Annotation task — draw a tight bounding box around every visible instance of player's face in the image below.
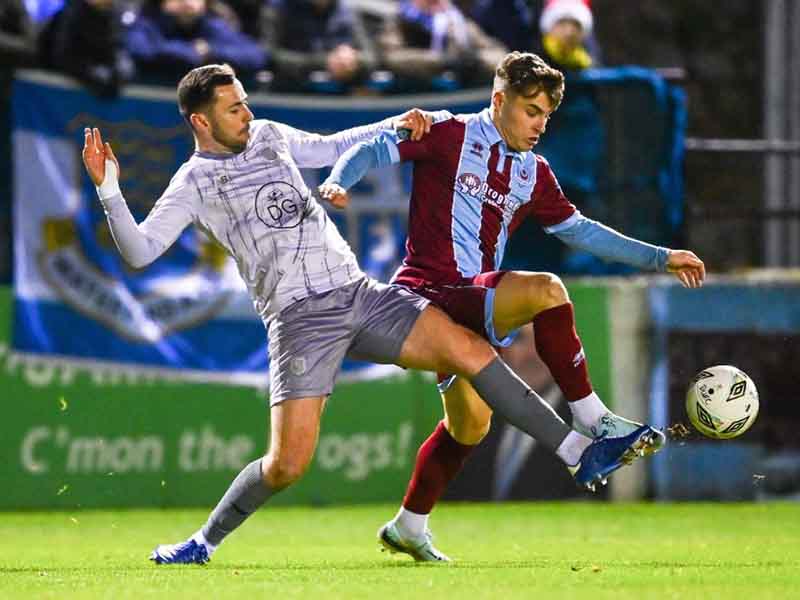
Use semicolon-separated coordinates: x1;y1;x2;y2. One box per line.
494;88;554;152
207;80;254;153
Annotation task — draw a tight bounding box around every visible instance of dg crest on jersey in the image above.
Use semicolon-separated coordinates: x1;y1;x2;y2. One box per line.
255;181;307;229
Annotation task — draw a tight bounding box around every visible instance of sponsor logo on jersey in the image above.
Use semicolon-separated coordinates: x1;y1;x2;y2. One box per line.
456;172;482;196
456;172;523;216
255;181;308;229
263;146;278;161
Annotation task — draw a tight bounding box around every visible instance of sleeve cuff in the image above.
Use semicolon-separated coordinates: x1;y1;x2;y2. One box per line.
656;247;670;272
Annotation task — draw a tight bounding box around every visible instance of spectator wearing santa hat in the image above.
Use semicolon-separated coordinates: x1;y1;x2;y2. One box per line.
536;0;601;71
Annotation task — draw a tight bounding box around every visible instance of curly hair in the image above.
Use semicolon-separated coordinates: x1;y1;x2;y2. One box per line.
493;52;565;109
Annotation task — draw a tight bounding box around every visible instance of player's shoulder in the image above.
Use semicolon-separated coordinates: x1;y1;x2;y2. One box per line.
248;119;279;141
530;153;564;194
533;153;557;177
170;159;196;183
158;160;198;198
427;111;471;138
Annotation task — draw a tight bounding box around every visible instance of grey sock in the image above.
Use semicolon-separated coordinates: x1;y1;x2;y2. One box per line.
470;357;571;452
201;458;273;546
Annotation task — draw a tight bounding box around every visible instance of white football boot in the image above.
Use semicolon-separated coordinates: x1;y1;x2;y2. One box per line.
378;521;451;562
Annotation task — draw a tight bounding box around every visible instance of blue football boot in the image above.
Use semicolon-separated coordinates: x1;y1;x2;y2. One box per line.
149;539;210;565
575;412;666;457
569;424;663;491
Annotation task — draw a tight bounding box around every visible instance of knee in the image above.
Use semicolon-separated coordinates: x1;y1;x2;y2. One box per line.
448;411;491;445
263;453;310;490
447;419;491;446
530;273;569;312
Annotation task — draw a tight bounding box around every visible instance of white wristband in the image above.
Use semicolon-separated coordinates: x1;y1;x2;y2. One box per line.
96;159;122;200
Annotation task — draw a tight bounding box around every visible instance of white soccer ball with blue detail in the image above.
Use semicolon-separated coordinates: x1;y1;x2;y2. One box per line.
685;365;759;439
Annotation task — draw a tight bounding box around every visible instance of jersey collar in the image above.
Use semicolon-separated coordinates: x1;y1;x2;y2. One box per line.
477;108;527;162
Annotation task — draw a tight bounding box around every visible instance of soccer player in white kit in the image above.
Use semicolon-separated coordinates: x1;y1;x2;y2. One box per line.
82;64;656;565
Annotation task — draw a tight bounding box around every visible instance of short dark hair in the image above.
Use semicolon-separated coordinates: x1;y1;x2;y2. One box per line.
177;64;237;125
494;52;565;109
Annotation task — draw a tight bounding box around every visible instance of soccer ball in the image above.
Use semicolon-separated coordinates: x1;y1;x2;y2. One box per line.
685;365;759;439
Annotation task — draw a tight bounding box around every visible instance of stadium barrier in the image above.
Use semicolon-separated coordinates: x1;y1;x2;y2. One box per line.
648;272;800;500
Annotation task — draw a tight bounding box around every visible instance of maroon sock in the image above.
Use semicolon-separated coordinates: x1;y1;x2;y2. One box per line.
402;421;476;514
533;303;593;402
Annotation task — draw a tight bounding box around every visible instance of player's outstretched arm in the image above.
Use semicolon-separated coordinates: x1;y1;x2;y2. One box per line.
319;109;447;205
319;133;399;206
282;109;438;169
82;127;176;269
551;215;705;287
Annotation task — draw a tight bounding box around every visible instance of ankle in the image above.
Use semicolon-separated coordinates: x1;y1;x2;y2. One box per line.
193;530;218;556
394;507;429;539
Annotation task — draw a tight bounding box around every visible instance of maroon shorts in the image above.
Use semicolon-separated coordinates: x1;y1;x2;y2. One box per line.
401;271;522;389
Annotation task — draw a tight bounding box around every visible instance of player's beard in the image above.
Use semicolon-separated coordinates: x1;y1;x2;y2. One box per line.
209;118;248;154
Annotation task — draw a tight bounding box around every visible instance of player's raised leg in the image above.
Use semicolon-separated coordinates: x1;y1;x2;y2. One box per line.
385;274;661;561
492;271;664;452
150;396;326;565
398;307;650;480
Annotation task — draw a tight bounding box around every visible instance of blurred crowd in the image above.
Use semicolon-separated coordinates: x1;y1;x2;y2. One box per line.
0;0;602;96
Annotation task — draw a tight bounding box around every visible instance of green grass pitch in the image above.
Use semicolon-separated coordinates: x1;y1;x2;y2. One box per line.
1;502;798;599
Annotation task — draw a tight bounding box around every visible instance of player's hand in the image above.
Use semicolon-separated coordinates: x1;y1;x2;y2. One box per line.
393;108;432;142
318;183;350;209
82;127;120;186
667;249;706;288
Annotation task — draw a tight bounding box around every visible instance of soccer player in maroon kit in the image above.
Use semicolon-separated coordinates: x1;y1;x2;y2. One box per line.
320;51;705;561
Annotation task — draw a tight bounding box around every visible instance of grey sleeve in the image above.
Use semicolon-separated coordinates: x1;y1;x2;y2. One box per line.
98;177;196;269
276;119;396;168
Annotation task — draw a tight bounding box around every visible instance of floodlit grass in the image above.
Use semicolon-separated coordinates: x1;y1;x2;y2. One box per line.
1;502;798;599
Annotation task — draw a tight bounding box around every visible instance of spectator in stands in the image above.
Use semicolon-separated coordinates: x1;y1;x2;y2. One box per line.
263;0;378;93
470;0;538;53
379;0;507;91
535;0;600;71
39;0;134;97
126;0;267;85
0;0;37;67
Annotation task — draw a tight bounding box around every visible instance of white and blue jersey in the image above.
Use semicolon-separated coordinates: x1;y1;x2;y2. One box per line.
327;108;669;288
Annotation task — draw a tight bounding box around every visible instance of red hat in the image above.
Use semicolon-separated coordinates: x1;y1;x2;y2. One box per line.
539;0;593;35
